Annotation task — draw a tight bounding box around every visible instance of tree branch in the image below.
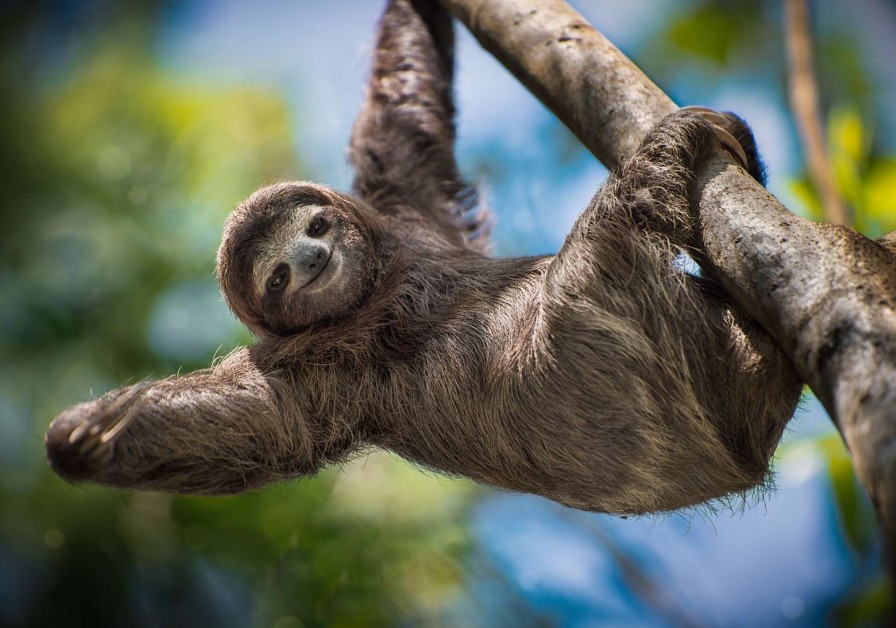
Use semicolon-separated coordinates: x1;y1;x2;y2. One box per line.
784;0;850;226
441;0;896;561
442;0;675;168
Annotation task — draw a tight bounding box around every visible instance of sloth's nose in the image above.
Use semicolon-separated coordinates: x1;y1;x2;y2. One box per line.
291;241;330;286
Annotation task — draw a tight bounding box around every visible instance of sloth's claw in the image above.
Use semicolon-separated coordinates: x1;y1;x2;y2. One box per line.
66;383;146;445
679;105;750;171
48;382;150;478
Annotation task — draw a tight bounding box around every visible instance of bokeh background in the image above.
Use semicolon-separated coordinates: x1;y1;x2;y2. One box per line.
1;0;894;626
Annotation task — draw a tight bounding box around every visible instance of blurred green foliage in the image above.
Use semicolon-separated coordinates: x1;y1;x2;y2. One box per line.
665;2;765;66
643;0;778;80
792;107;896;234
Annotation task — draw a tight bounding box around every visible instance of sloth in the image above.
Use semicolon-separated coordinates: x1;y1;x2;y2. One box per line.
45;0;802;514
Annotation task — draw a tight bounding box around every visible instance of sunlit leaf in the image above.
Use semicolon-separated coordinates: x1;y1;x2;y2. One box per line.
666;5;742;65
789;177;825;221
658;1;765;68
828;107;867;164
862;158;896;234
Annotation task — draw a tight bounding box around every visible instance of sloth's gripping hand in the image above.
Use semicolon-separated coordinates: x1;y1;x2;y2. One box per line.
45;349;328;495
575;106;767;252
679;106;766;185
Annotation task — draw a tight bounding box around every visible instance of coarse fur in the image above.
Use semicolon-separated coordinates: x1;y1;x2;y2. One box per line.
45;0;802;515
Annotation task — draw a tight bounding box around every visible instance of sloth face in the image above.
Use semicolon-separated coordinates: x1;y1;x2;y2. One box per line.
217;182;383;337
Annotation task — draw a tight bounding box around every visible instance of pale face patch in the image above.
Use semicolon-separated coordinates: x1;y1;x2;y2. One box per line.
251;205;332;297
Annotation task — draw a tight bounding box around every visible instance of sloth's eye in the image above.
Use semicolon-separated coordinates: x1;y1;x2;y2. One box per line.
267;264;290;292
307;215;329;238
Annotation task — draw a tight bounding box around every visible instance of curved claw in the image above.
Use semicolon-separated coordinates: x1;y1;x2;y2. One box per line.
47;382;151;480
68;383;149;446
679;105;750;171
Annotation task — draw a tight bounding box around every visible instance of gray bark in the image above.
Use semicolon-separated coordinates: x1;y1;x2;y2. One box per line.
441;0;896;558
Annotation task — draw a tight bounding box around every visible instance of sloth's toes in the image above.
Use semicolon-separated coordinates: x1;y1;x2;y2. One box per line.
679;106;750;171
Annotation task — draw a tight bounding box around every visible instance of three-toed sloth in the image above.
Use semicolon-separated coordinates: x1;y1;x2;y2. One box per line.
46;0;801;514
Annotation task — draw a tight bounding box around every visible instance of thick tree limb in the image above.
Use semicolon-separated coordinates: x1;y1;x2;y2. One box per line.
443;0;675;169
441;0;896;558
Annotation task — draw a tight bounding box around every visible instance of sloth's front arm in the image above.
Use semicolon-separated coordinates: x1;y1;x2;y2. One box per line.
44;348;332;495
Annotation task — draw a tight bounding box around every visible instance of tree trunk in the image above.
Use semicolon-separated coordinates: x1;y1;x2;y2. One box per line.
440;0;896;567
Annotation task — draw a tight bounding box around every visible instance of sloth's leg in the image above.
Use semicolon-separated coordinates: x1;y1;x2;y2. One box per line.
44;348;333;495
534;109;801;511
546;108;763;287
593;108;763;249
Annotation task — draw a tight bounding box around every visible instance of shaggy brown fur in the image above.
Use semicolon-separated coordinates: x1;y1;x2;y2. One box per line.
45;0;802;514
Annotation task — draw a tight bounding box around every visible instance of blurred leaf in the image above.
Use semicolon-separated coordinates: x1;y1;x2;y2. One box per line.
663;2;761;66
667;6;735;64
817;35;872;107
789;176;825;222
833;572;893;627
789;105;896;237
828;107;866;216
862;158;896;234
828;107;867;164
816;434;877;553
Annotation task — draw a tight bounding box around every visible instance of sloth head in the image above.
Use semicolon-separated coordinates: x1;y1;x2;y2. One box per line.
217;181;386;337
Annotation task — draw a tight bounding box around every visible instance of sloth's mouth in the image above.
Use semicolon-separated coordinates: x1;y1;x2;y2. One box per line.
300;249;332;289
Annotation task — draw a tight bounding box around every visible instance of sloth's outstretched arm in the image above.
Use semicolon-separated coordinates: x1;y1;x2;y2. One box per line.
349;0;489;250
44;348;342;495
